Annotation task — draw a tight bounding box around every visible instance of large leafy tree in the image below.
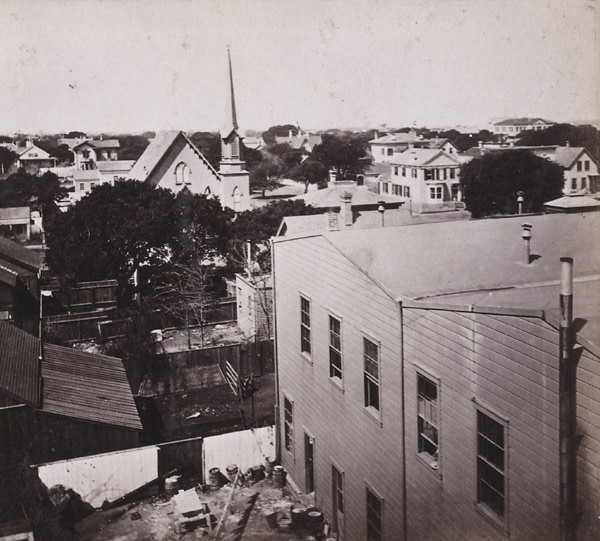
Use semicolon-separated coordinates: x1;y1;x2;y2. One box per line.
189;131;221;169
0;171;66;219
460;150;564;218
288;159;328;193
45;180;179;306
229;199;320;272
0;147;17;174
261;124;299;146
516;123;599;160
312;133;368;179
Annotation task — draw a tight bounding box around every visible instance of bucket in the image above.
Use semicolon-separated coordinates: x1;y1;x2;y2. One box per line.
290;507;306;529
251;466;265;481
226;464;238;484
306;509;324;530
208;467;225;490
264;456;276;477
272;465;286;488
164;475;180;494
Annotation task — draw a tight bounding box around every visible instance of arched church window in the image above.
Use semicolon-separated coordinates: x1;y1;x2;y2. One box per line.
232;186;242;212
175;162;191;185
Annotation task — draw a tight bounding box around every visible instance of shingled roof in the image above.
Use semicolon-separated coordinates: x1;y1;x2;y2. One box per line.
42;344;142;430
0;321;40;405
0;235;41;271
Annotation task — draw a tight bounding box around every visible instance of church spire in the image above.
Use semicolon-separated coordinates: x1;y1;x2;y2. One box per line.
226;48;238;132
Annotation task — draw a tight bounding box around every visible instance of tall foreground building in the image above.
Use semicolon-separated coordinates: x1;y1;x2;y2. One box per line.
273;212;600;540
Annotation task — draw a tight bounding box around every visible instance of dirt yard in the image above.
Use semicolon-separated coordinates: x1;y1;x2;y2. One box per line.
76;477;328;540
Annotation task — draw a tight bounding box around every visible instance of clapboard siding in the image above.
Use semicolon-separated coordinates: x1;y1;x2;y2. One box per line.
275;236;405;540
576;347;600;538
403;306;560;540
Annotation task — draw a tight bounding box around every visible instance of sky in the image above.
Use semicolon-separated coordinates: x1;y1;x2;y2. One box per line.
0;0;598;134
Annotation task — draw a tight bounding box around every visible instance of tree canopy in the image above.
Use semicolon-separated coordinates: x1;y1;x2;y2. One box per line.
460;150;564;218
45;181;232;307
189;131;221;169
261;124;299;146
288;159;328;192
0;147;17;173
311;133;369;179
516;123;600;160
0;171;66;219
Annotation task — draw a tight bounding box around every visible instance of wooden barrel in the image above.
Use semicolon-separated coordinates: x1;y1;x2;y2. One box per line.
164;475;180;494
272;465;286;488
291;507;306;529
208;467;224;490
226;464;238;484
264;456;276;477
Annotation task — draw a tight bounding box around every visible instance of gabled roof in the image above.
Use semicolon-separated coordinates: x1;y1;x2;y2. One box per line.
369;133;421;145
41;344;142;430
544;195;600;212
551;147;589;169
73;139;120;150
128;131;220;184
0;258;37;287
17;144;52;160
0;321;40;405
389;148;460;167
493;117;553;126
0;235;41;271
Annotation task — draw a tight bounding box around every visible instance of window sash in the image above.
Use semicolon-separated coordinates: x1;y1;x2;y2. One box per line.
329;316;342;379
300;297;311;354
476;411;505;517
284;398;293;451
366;489;382;541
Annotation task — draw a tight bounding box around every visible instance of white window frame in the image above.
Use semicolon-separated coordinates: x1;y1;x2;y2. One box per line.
363;336;381;415
283;395;294;454
417;372;440;472
300;295;311;358
475;404;509;531
329;314;342;382
366;486;384;541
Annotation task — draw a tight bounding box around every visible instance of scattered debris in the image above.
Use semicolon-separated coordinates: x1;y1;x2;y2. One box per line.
130;511;141;521
186;411;202;419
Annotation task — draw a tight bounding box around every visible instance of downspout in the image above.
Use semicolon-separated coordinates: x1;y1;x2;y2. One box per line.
559;257;576;541
271;238;281;463
398;299;408;540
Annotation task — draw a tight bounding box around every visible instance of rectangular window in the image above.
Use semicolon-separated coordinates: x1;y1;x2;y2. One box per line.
79;183;84;191
429;186;443;200
114;175;119;181
329;316;342;380
363;338;380;411
584;160;590;171
393;166;398;176
366;488;383;541
402;167;406;177
425;169;433;181
417;374;439;462
387;148;393;156
90;182;95;189
404;186;410;197
577;160;582;171
582;177;587;190
477;410;506;518
412;168;417;178
450;168;456;179
300;296;311;355
284;397;293;452
381;182;389;193
332;465;344;534
571;178;577;191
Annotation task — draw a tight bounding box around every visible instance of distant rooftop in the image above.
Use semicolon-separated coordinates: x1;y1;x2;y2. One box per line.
493;117;554;126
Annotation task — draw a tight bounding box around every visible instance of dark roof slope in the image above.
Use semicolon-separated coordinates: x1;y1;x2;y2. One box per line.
42;344;142;430
0;321;40;405
0;235;41;271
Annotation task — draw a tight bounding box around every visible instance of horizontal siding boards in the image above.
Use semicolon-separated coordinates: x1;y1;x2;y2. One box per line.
275;236;405;540
576;347;600;536
403;306;560;540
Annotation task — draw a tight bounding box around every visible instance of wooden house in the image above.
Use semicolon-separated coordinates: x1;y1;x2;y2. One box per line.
0;236;40;322
272;212;600;540
0;321;142;522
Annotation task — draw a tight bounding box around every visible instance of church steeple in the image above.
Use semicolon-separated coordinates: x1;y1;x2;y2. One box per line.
220;48;244;164
219;48;249;212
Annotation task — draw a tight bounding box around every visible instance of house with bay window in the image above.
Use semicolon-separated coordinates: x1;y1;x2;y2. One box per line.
273;212;600;541
379;148;463;212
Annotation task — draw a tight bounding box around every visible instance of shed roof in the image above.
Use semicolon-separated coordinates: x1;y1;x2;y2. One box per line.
0;321;40;405
325;212;600;300
0;235;41;271
41;344;142;430
97;160;135;173
293;182;402;208
0;206;30;221
320;212;600;350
